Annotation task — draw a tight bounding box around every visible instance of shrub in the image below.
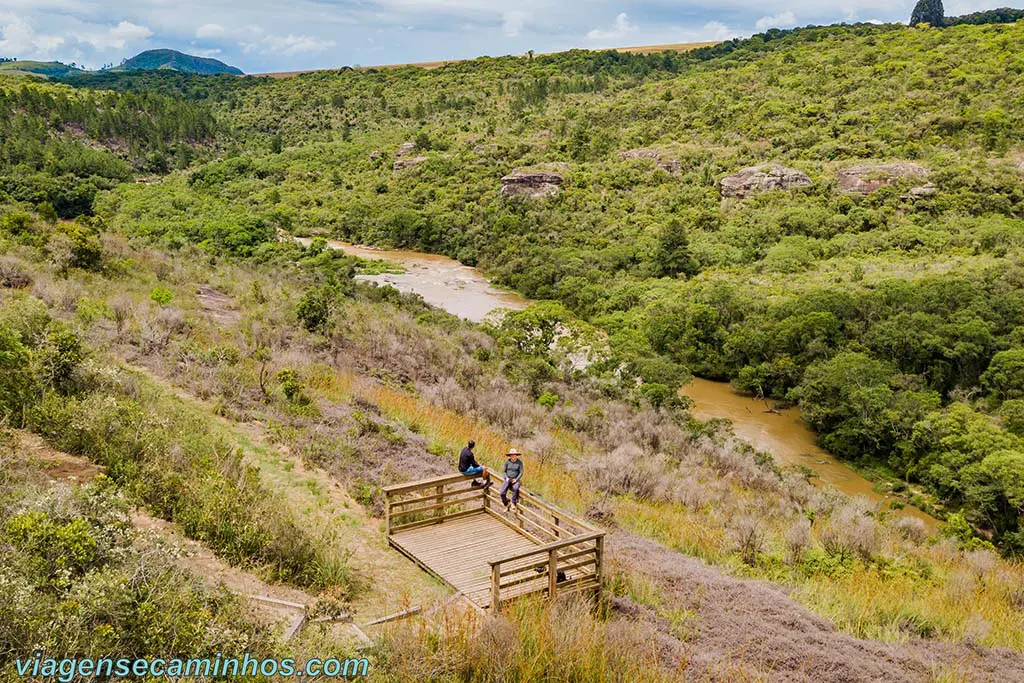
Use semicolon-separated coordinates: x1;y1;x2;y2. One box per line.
0;327;36;422
51;221;103;271
3;512;101;591
276;368;309;405
785;518;812;564
821;503;879;561
149;285;173;306
537;392;558;410
296;285;334;333
587;442;662;499
0;257;32;289
892;516;928;544
731;515;765;565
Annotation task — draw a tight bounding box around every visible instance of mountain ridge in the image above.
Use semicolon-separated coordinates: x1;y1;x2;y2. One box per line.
114;48;243;75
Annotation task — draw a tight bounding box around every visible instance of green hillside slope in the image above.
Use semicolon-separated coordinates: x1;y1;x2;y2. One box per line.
0;60;83;78
98;21;1024;554
115;48;243;75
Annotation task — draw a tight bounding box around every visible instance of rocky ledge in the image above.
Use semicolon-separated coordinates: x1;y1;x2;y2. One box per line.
836;162;929;195
719;164;812;198
500;169;564;198
393;156;427;171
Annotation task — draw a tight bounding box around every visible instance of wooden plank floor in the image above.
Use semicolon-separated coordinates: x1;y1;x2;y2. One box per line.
389;511;542;609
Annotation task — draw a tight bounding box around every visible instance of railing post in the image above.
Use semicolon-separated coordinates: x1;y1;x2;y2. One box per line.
595;535;604;601
434;484;444;524
385;492;391;536
491;564;501;612
548;548;558;600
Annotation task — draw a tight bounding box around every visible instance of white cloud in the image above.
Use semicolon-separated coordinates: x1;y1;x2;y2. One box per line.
501;11;530;37
189;46;222;57
702;21;738;41
0;15;65;56
585;12;637;42
80;20;152;50
110;20;152;42
243;32;336;56
755;10;797;31
196;23;225;38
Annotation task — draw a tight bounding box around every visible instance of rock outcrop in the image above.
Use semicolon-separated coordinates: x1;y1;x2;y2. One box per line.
395;141;417;157
836;162;929;195
501;169;564;198
393;156;427;171
903;182;938;200
719;164;812;198
620;148;681;173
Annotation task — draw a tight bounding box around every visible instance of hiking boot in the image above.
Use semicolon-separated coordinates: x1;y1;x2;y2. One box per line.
482;479;492;490
471;480;483;488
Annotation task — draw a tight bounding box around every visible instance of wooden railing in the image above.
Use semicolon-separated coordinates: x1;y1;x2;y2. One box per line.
488;531;603;611
384;472;486;535
383;471;604;610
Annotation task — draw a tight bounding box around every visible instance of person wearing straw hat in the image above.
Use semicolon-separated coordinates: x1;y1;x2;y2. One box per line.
500;447;524;512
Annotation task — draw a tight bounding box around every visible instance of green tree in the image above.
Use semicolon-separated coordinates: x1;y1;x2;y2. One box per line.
982;349;1024;401
653;219;698;279
296;286;334;333
1000;400;1024;436
798;352;894;460
910;0;944;26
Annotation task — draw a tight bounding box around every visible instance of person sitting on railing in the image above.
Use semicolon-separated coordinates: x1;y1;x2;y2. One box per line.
501;448;524;512
458;440;490;488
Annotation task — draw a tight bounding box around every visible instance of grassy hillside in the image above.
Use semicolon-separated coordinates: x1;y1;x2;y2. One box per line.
0;60;83;78
94;22;1024;553
2;19;1024;681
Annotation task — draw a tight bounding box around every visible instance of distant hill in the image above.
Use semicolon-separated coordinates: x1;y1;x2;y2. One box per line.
0;60;84;78
257;40;717;78
114;49;243;75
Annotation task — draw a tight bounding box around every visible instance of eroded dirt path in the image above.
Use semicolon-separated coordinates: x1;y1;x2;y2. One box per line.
610;532;1024;682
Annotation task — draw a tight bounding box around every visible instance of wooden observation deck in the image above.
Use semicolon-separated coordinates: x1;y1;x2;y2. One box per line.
384;473;604;611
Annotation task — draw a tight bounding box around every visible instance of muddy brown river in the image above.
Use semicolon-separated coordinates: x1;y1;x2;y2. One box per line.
682;378;938;526
311;238;936;526
308;238;530;323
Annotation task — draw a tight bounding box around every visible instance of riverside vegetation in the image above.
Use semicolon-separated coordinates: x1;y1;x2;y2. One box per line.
1;17;1024;683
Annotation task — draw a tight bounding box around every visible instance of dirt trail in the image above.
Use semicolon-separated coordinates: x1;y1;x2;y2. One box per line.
123;362;449;622
610;532;1024;682
15;431;317;629
20;430;102;482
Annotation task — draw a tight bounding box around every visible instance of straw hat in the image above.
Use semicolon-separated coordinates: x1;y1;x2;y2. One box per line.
506;447;521;457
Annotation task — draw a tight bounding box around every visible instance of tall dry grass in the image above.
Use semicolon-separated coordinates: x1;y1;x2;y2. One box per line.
374;596;677;682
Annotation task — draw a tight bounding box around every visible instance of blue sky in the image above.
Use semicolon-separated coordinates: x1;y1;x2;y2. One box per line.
0;0;999;73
